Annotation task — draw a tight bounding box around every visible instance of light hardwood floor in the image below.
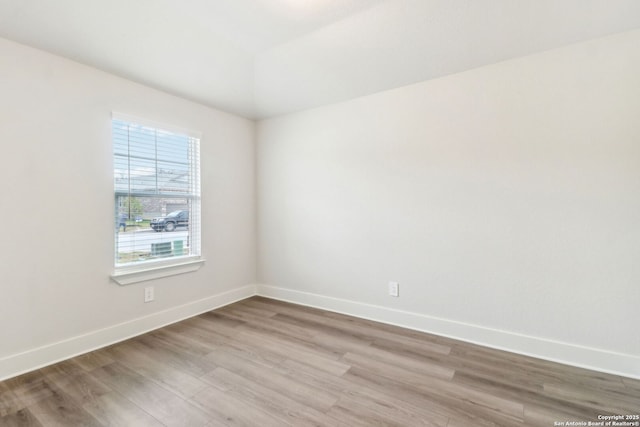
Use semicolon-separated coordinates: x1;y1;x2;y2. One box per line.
1;296;638;426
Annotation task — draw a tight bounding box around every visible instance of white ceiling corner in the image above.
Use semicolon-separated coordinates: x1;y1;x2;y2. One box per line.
0;0;639;119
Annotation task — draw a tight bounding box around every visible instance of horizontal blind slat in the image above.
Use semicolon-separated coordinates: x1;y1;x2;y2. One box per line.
113;117;201;267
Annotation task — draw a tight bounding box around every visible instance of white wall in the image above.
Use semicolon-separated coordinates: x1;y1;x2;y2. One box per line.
1;28;638;381
0;38;256;379
257;30;640;376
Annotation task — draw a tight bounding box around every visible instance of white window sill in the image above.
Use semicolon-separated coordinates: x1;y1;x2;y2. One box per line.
111;257;205;285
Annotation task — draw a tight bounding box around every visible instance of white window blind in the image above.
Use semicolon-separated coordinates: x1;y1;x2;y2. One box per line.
113;114;201;268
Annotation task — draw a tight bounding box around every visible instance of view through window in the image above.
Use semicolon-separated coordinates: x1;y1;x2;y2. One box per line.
113;115;201;267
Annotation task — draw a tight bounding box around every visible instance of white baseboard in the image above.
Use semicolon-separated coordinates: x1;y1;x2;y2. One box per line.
4;283;638;382
0;284;257;381
257;284;640;380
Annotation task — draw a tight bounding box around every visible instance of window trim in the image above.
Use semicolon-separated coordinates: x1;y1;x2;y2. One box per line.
111;112;203;285
111;112;203;140
111;256;205;285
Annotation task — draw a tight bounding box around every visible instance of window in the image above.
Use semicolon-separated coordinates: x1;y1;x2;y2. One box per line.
112;113;202;284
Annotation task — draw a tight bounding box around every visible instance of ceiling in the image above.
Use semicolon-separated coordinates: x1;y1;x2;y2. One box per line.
1;0;639;119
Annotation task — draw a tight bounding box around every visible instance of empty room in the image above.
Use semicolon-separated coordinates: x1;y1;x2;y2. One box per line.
0;1;639;426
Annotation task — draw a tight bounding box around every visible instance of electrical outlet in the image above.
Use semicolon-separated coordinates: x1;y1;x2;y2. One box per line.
388;281;399;297
144;286;154;303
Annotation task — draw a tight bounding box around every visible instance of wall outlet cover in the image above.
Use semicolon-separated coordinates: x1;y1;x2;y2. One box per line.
144;286;155;303
388;281;399;297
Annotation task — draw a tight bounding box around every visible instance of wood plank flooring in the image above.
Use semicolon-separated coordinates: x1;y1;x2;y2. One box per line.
1;296;638;426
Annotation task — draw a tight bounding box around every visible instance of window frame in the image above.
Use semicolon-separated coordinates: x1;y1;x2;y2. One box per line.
110;113;204;285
